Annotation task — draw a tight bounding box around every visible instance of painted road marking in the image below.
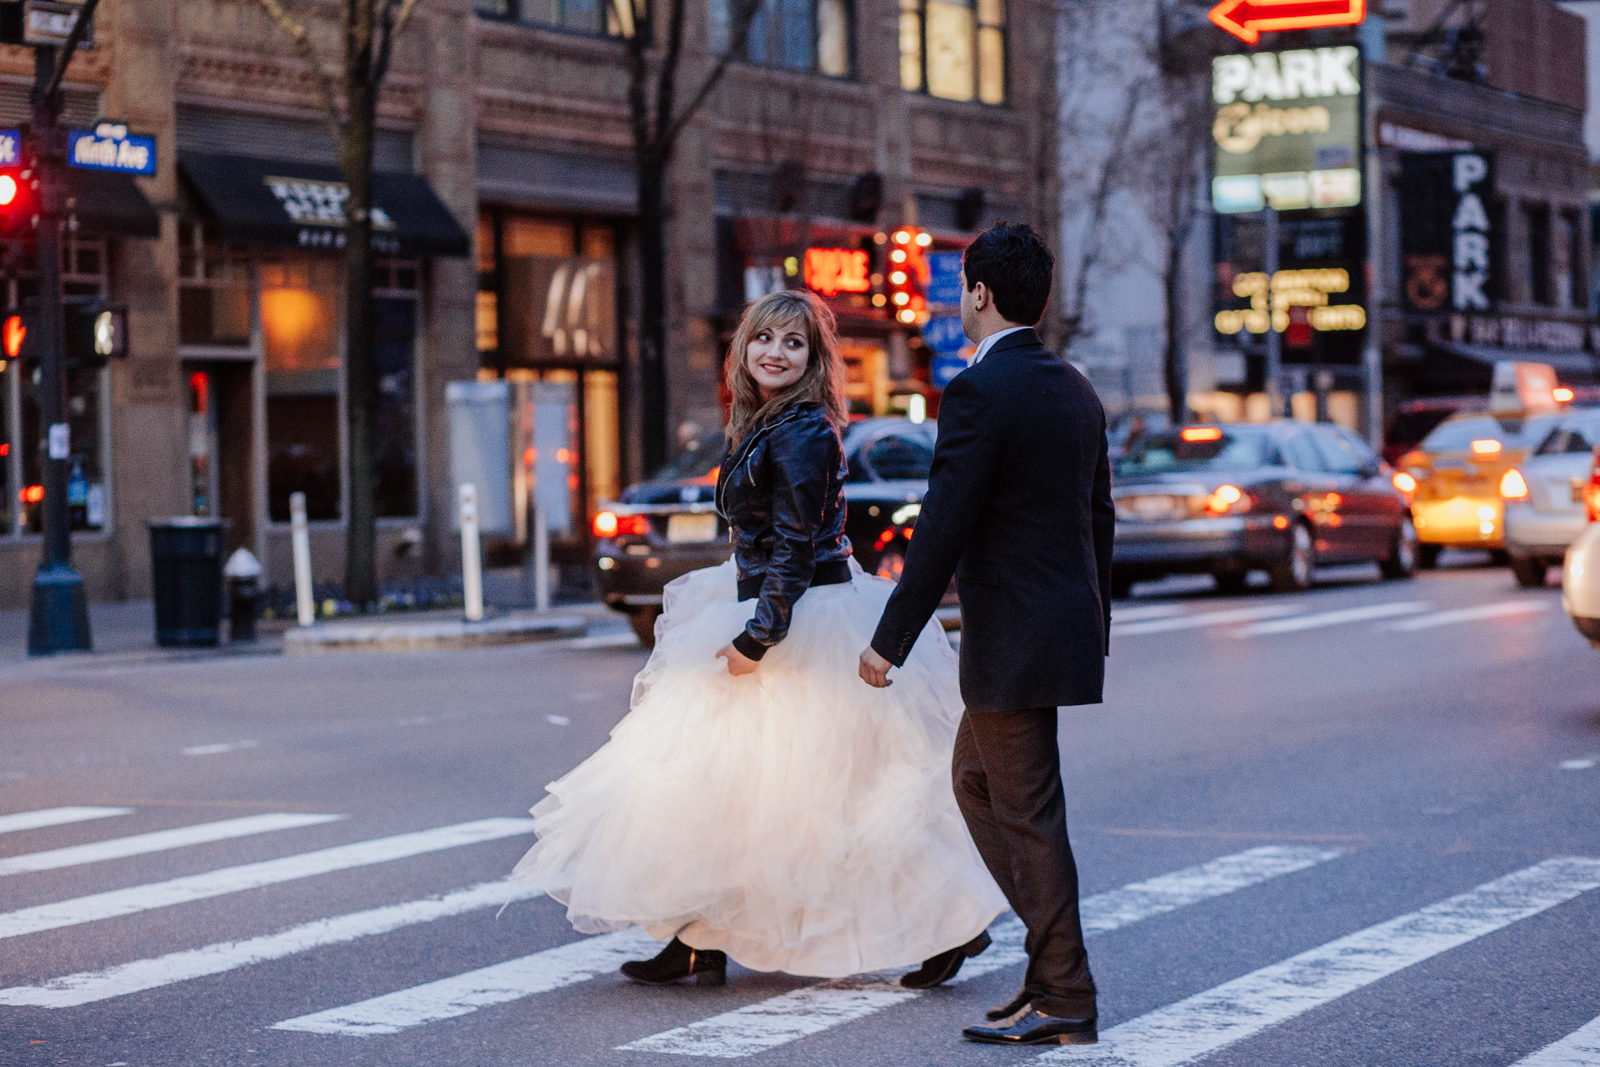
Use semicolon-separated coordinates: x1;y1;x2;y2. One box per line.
1509;1014;1600;1066
272;928;660;1035
1111;605;1301;636
182;741;260;757
618;846;1344;1058
0;880;546;1008
0;813;344;878
0;817;536;939
1037;857;1600;1066
1381;599;1551;632
0;807;133;836
1560;759;1595;771
1109;605;1190;623
1232;601;1431;636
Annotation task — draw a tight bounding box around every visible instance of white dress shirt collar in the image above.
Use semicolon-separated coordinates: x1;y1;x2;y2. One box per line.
970;325;1030;365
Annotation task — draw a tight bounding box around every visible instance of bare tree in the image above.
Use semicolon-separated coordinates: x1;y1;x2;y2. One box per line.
259;0;423;607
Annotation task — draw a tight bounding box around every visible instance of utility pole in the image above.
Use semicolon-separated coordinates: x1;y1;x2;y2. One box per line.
26;0;98;655
1262;205;1284;419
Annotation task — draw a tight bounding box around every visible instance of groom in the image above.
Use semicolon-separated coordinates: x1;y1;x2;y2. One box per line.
859;223;1114;1047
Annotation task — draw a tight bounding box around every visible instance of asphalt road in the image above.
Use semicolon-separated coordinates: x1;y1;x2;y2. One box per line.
2;559;1599;1067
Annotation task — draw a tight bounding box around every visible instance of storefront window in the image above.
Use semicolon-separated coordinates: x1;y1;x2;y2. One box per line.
263;256;342;521
899;0;1004;104
178;226;252;347
584;370;620;513
710;0;851;76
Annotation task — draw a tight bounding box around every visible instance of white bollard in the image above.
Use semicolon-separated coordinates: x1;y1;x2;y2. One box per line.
289;491;315;627
459;484;484;622
533;503;550;613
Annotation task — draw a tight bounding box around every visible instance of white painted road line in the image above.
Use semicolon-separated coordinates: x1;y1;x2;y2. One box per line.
1111;604;1301;636
1232;601;1431;636
0;880;546;1008
1037;856;1600;1066
0;807;133;836
618;846;1343;1058
0;817;536;940
1509;1014;1600;1066
1381;599;1551;632
1109;605;1189;623
182;741;260;757
272;928;660;1035
0;813;345;878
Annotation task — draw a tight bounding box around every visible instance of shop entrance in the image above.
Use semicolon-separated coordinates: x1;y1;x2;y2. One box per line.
184;360;255;553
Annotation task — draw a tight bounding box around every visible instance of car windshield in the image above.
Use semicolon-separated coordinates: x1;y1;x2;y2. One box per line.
650;436;725;482
1420;415;1557;452
1116;429;1271;475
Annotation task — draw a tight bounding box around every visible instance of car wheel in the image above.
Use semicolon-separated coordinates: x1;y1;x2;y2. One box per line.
1213;570;1250;595
875;547;906;583
1488;549;1511;567
1269;523;1315;593
1380;517;1418;580
628;607;661;648
1509;554;1546;589
1416;543;1441;570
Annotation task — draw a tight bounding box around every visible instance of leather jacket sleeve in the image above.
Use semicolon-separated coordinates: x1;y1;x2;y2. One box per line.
731;417;842;660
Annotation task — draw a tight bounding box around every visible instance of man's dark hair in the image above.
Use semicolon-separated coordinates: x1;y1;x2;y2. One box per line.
962;222;1054;327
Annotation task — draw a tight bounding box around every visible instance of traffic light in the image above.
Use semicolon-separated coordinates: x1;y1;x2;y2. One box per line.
1;301;128;367
887;226;931;325
0;163;27;236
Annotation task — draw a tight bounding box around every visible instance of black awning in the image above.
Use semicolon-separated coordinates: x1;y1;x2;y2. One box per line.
178;152;470;257
65;168;160;239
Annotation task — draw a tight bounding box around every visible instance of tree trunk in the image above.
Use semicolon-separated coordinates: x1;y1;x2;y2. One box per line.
1162;235;1187;426
636;148;670;474
343;79;378;607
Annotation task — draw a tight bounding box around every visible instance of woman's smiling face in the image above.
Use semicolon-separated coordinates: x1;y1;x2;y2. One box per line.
745;319;810;400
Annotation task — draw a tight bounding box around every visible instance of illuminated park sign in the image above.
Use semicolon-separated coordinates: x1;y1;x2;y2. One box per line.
1211;46;1362;214
1209;0;1366;45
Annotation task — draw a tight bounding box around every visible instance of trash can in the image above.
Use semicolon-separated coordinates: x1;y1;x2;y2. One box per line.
149;518;231;647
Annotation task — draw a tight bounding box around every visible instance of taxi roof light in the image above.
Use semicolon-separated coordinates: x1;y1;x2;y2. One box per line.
1181;427;1224;442
1554;386;1576;403
1469;438;1502;456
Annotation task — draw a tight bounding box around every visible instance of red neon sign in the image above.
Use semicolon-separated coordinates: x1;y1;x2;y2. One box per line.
1208;0;1365;44
803;248;871;297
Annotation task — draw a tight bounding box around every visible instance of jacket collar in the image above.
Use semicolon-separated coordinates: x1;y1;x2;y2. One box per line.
980;326;1040;361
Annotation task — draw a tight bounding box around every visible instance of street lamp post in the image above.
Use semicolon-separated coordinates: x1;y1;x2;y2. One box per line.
1262;205;1284;420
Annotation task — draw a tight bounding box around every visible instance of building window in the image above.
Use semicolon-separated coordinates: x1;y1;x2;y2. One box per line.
710;0;852;77
1557;209;1582;311
899;0;1004;104
263;256;343;523
178;226;252;347
1525;203;1551;306
475;0;643;37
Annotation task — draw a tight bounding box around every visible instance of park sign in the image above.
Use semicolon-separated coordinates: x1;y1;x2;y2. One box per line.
68;122;155;176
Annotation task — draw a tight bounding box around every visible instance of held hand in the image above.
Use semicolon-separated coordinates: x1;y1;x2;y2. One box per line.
858;645;894;688
716;643;761;676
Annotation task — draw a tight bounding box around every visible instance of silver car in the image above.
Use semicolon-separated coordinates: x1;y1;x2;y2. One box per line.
1502;408;1600;587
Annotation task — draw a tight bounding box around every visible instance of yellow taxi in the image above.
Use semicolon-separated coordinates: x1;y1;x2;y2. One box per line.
1395;410;1564;567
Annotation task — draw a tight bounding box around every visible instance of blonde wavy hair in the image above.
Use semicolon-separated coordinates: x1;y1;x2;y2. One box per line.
724;289;849;449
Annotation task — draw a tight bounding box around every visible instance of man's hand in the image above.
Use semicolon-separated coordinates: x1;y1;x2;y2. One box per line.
858;645;894;688
716;643;761;676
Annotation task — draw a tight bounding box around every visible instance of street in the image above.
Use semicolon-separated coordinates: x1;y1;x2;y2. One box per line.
3;561;1599;1067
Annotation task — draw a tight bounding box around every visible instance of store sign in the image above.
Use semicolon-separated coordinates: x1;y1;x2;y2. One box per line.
1399;151;1494;314
1209;0;1365;45
1215;267;1366;335
263;175;399;252
68;123;155;176
1210;46;1362;213
1214;212;1366;364
500;255;617;367
802;248;870;297
925;252;965;307
1448;314;1588;353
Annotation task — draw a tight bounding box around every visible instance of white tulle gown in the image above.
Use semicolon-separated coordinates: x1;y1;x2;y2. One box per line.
511;557;1006;978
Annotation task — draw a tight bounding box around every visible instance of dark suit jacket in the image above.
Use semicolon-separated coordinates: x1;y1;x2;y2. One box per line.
870;328;1114;712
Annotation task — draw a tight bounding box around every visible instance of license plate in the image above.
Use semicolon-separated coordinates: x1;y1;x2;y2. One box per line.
667;513;719;544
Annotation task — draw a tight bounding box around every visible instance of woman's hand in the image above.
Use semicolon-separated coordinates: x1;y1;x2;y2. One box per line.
716;643;761;676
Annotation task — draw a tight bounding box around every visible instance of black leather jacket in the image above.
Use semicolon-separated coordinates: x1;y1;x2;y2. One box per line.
715;402;851;660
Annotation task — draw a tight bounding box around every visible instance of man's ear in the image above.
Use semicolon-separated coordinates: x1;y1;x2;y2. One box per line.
972;281;989;312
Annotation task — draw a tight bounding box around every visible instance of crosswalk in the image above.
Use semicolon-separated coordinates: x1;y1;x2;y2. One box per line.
1112;593;1554;641
4;804;1599;1065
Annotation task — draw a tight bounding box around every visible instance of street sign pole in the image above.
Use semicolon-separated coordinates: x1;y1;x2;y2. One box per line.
1263;206;1284;419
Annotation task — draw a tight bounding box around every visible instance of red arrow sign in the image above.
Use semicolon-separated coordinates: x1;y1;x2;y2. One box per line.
1209;0;1365;43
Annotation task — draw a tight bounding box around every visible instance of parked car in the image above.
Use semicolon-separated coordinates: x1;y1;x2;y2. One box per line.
1396;411;1563;568
1561;448;1600;645
1112;421;1415;596
1382;396;1488;465
594;417;941;644
1500;408;1600;587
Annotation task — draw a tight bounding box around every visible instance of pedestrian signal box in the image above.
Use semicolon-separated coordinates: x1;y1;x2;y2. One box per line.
2;300;128;366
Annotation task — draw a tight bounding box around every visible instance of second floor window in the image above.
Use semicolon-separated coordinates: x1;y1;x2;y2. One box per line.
710;0;851;77
476;0;642;38
900;0;1004;104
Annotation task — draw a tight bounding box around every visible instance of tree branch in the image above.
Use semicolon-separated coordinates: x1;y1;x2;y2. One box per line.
374;0;423;84
258;0;346;155
660;0;762;150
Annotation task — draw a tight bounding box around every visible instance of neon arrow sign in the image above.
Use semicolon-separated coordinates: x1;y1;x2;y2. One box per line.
1208;0;1365;44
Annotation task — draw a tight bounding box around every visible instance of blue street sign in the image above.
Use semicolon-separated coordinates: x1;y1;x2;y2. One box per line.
0;129;19;166
68;123;156;176
923;314;968;354
932;354;971;387
925;251;964;307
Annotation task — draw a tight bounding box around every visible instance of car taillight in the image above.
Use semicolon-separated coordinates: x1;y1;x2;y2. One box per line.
592;511;652;538
1204;484;1251;515
1588;447;1600;522
1499;468;1529;501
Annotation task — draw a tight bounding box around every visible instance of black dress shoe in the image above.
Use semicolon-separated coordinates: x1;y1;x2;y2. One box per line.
962;1009;1097;1046
619;937;727;987
899;931;992;989
985;988;1032;1024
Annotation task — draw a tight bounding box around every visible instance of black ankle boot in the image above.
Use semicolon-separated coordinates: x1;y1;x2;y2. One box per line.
620;937;728;986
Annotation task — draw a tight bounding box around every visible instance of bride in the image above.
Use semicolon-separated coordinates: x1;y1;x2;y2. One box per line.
511;289;1004;986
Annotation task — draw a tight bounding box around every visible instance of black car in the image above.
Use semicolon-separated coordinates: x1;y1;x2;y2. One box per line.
1112;420;1416;596
595;418;941;643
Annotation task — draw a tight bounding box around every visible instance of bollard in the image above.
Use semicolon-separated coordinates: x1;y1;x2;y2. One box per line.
289;492;315;627
460;484;484;622
533;503;550;613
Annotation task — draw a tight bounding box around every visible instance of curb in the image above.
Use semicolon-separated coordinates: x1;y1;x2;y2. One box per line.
283;612;588;654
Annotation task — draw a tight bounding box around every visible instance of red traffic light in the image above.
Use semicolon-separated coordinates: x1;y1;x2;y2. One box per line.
0;174;15;206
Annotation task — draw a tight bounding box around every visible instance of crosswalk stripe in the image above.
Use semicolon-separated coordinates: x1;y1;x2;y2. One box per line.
0;813;345;878
1381;599;1551;632
0;880;546;1008
0;807;133;836
1036;856;1600;1066
0;817;535;940
1111;605;1300;637
617;846;1344;1058
1510;1015;1600;1066
272;928;661;1035
1109;605;1189;623
1232;601;1430;636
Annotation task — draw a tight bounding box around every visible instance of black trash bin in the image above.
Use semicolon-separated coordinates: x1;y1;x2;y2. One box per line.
149;518;231;647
